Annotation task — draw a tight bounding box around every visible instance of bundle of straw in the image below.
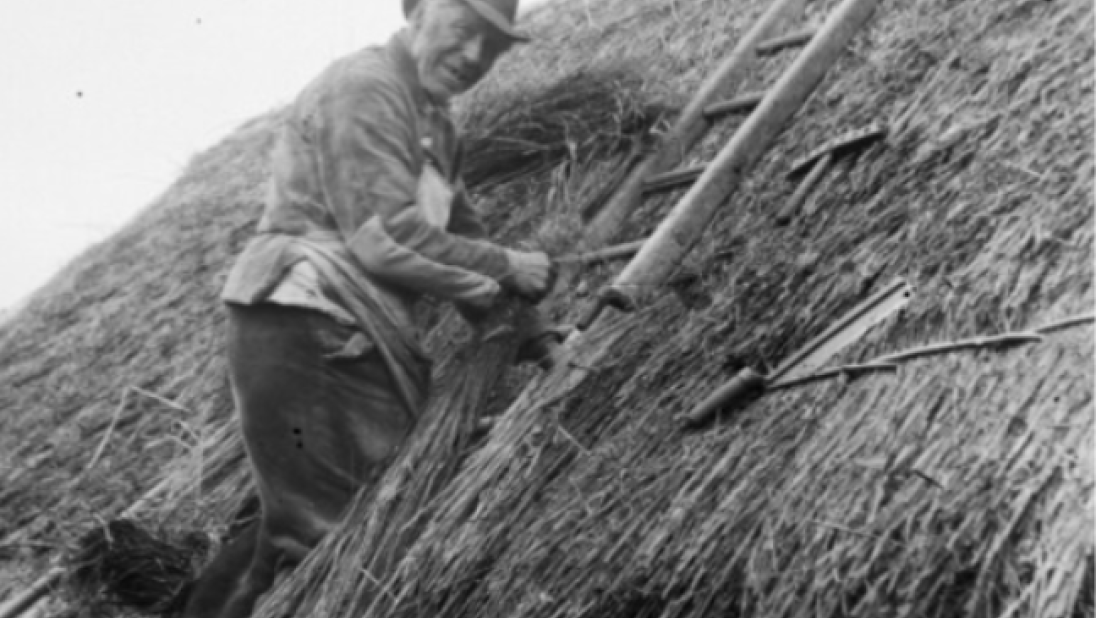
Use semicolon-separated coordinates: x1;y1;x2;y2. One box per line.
461;70;668;191
252;298;539;617
67;519;212;615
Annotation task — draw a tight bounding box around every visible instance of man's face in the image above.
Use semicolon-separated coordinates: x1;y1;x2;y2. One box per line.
409;0;514;101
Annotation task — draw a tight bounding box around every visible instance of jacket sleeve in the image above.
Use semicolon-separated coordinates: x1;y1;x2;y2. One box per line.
315;70;512;301
446;180;492;240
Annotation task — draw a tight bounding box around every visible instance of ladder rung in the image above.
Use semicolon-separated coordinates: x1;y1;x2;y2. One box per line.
757;28;816;55
703;91;765;120
643;165;705;194
584;0;803;248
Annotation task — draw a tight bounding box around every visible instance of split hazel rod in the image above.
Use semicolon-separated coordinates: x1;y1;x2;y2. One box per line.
1035;313;1095;334
873;333;1044;364
757;27;818;55
687;314;1094;426
556;239;646;266
769;362;899;391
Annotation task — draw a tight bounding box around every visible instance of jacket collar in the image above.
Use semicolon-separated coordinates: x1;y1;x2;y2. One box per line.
387;30;449;112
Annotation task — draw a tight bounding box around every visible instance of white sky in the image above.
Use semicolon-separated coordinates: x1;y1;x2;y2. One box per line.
0;0;551;312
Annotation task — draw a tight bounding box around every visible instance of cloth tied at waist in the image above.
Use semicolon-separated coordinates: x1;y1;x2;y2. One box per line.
223;230;432;420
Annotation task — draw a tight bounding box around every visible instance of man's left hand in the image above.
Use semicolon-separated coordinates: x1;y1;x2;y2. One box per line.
502;250;557;304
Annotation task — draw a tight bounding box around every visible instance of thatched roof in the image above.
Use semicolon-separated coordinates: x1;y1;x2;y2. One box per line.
0;0;1091;615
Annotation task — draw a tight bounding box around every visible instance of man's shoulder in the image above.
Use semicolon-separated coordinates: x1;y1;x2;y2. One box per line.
308;44;408;102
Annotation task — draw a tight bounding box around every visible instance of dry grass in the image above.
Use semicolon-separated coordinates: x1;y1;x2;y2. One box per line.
461;69;670;192
0;115;280;601
67;519;211;615
0;63;660;611
249;0;1093;616
0;0;1091;615
245;299;541;617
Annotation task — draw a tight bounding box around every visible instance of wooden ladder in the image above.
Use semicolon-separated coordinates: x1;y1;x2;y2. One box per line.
576;0;880;332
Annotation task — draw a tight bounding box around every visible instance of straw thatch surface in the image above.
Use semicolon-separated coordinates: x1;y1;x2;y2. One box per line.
0;61;661;611
0;0;1091;615
67;519;211;615
249;0;1093;615
0;115;279;604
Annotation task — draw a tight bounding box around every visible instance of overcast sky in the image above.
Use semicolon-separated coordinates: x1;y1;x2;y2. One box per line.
0;0;549;312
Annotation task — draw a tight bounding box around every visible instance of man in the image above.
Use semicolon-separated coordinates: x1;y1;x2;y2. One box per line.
183;1;552;616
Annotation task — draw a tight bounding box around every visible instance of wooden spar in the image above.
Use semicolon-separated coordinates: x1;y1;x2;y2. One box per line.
582;0;805;250
606;0;880;308
557;239;647;266
703;91;766;120
757;27;817;54
643;165;706;194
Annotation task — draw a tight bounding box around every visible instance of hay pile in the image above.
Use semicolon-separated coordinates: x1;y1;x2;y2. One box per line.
0;0;1091;615
67;520;210;615
244;0;1089;616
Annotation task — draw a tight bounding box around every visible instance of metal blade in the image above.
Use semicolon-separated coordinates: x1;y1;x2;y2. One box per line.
771;278;913;385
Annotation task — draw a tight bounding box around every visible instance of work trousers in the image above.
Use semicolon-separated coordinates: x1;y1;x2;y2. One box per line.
185;303;417;618
226;302;415;557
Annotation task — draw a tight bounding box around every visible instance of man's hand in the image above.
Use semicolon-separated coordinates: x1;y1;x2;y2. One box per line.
462;278;502;314
502;250;557;304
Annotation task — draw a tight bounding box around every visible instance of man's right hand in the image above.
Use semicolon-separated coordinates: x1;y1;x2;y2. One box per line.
502;250;557;303
463;278;502;313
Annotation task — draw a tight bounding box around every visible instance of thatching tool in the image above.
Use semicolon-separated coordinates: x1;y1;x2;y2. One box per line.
682;278;912;428
775;123;887;225
693;311;1096;417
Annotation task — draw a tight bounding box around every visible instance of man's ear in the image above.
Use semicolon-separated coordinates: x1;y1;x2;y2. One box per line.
407;0;430;29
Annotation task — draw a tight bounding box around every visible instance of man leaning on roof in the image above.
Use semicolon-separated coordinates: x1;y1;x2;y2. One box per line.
183;1;553;616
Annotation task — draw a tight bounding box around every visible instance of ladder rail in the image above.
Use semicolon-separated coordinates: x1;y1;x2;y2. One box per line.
604;0;880;312
582;0;805;249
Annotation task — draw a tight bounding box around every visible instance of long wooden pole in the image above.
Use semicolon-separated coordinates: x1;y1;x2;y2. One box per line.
605;0;880;308
582;0;805;249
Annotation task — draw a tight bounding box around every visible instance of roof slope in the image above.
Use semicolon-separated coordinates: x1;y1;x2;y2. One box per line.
0;113;284;602
250;0;1094;615
0;0;1092;615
